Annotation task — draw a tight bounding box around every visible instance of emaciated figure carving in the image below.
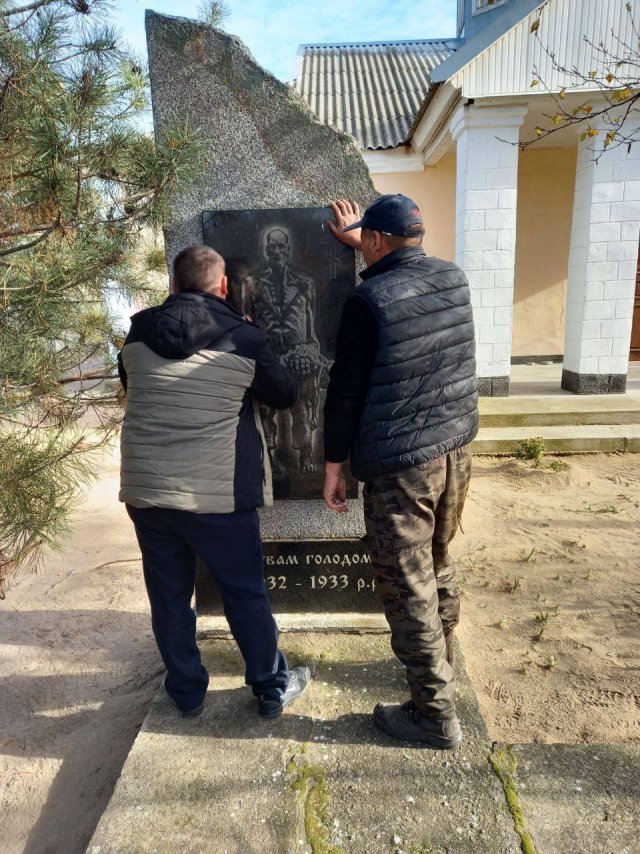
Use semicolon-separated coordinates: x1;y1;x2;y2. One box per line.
240;228;327;477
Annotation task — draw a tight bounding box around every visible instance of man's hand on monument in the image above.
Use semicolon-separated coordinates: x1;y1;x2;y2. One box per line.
328;200;362;251
323;461;348;513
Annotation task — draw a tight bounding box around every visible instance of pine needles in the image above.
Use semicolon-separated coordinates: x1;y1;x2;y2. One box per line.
0;0;201;590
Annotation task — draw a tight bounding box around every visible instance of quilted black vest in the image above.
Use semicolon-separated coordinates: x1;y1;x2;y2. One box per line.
350;246;479;481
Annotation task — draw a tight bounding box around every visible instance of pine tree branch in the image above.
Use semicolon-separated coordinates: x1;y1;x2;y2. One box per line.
58;370;117;385
0;220;59;257
0;168;46;181
0;1;201;589
0;221;58;239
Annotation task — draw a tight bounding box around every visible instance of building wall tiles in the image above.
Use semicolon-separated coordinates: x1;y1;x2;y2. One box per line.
451;104;527;383
563;119;640;380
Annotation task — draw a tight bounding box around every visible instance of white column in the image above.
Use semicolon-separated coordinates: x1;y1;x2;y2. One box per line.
562;119;640;393
451;104;527;397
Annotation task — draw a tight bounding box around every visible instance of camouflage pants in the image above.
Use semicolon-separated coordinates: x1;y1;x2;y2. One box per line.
363;446;472;721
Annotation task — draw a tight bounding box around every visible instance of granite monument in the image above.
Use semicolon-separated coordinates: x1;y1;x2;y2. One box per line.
146;11;377;613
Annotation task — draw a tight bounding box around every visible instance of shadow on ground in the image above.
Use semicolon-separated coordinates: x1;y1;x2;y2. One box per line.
0;609;161;854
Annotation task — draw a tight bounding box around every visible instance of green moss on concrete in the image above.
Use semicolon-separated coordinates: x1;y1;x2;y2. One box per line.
287;753;344;854
489;747;536;854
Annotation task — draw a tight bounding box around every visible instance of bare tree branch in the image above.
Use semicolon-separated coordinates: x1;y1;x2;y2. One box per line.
1;0;58;17
0;217;60;256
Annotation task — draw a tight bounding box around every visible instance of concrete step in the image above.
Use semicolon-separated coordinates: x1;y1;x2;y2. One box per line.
473;424;640;454
89;633;521;854
508;743;639;854
88;632;639;854
479;395;640;428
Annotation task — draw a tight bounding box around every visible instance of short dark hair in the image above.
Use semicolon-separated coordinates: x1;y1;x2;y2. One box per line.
173;245;225;292
363;223;424;251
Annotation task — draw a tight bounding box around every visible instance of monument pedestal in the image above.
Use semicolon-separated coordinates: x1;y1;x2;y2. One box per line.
196;498;377;620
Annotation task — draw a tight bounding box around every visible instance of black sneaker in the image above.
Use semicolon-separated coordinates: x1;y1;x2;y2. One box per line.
258;665;311;718
374;701;462;749
162;675;204;719
180;702;204;719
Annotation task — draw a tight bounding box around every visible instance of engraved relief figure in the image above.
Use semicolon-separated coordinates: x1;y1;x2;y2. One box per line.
247;228;327;477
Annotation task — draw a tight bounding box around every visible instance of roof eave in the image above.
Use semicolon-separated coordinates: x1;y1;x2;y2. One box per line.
408;81;463;162
297;37;464;55
364;143;412;152
407;82;442;142
431;0;547;85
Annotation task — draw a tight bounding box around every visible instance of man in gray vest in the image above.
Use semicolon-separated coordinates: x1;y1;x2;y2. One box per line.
323;196;479;749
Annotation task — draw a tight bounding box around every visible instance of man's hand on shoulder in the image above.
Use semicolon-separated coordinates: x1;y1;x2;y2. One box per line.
328;200;362;252
323;461;348;513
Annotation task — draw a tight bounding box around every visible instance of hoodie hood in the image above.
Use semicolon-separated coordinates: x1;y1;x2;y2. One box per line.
127;290;245;360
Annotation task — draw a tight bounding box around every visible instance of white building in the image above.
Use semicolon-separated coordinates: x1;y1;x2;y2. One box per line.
296;0;640;395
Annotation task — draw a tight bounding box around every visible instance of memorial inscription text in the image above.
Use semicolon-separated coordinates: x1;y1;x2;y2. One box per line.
196;539;379;614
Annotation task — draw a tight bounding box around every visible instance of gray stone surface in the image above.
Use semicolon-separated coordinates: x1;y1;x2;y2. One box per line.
478;377;511;398
473;423;640;454
561;370;627;395
146;11;377;268
511;743;640;854
259;498;365;540
89;634;520;854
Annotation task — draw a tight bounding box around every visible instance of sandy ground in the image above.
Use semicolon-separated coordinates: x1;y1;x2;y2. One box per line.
0;449;162;854
458;454;640;745
1;449;639;852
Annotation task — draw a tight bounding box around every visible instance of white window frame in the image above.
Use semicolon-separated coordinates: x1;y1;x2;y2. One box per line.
473;0;508;15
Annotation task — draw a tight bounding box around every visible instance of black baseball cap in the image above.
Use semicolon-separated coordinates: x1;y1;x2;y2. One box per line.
344;194;425;237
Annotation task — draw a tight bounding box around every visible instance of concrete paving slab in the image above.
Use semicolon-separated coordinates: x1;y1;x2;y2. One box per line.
510;743;640;854
89;634;520;854
197;614;389;637
508;363;640;397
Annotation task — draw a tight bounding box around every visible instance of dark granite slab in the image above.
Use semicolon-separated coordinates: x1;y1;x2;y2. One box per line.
196;538;380;614
203;206;357;500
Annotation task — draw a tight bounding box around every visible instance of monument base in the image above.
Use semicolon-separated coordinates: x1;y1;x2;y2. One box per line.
196;612;388;638
195;498;371;617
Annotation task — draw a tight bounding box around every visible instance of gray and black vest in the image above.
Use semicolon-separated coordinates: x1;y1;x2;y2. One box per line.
350;247;479;481
118;290;297;514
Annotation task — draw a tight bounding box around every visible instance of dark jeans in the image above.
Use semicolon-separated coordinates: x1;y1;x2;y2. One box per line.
126;505;289;714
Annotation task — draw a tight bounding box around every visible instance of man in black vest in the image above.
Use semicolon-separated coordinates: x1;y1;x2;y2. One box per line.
323;196;479;749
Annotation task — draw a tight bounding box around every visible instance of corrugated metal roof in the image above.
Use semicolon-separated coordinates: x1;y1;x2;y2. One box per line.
295;39;460;150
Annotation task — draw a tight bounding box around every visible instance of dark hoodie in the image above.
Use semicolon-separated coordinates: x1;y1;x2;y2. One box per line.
118;290;298;514
118;289;297;407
